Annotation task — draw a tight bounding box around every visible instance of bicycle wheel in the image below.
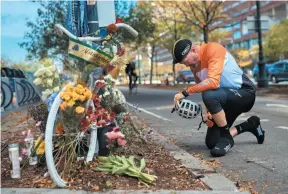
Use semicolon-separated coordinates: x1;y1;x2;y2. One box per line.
45;93;97;187
16;82;27;105
22;81;35;103
1;82;13;109
20;81;31;104
1;84;5;107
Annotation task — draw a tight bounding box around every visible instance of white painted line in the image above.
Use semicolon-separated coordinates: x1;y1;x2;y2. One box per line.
260;119;269;122
276;126;288;131
266;104;288;108
127;102;174;123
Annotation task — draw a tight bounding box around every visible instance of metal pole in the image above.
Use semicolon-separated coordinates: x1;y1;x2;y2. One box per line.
87;0;99;34
256;0;268;88
137;53;142;84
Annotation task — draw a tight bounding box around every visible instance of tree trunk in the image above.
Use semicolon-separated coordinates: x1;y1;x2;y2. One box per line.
203;26;209;43
150;45;155;85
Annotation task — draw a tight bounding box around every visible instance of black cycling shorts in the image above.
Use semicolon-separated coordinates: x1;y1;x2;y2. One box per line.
202;87;255;127
202;87;256;149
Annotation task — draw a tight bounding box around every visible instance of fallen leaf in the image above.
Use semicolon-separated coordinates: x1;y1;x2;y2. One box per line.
92;185;100;191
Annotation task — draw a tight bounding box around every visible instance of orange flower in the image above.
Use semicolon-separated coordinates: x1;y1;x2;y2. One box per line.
75;106;85;114
76;84;84;89
72;93;79;101
79;95;86;102
62;93;71;101
56;124;64;136
65;84;73;92
67;99;75;107
60;102;67;110
84;90;92;99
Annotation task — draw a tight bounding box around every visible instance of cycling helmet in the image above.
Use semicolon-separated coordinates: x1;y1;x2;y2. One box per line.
175;99;201;119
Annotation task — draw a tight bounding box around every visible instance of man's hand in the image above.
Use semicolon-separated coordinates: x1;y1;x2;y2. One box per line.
203;112;214;127
174;92;185;105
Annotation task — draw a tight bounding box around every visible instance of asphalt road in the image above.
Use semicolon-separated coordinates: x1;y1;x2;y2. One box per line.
119;86;288;194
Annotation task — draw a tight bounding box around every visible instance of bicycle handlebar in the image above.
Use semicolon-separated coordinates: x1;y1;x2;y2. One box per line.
55;23;138;41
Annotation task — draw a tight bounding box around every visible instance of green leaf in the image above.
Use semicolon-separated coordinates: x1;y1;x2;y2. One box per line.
139;158;146;171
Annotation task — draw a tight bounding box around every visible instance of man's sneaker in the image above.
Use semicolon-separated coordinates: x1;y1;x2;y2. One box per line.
210;136;234;157
248;116;265;144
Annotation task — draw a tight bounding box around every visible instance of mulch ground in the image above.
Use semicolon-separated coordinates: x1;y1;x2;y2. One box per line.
1;111;209;191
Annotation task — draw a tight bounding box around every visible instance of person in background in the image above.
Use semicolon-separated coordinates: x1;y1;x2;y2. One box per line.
125;61;138;94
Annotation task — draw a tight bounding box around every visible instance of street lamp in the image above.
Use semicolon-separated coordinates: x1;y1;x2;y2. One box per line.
256;0;268;88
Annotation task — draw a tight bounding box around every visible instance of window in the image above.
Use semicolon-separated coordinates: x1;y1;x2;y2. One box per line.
234;22;241;29
284;62;288;70
274;63;284;69
233;31;241;39
232;12;241;17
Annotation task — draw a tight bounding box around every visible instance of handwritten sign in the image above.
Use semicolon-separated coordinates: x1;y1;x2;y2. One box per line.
68;38;113;66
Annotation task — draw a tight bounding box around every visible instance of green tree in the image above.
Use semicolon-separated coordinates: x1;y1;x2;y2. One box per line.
123;2;158;84
175;1;227;42
19;1;68;61
263;19;288;61
209;29;229;42
152;1;199;84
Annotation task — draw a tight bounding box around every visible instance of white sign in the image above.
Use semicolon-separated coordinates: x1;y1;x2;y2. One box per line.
97;1;116;28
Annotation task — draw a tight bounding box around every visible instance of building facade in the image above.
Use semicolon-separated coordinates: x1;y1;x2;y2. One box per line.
216;1;288;50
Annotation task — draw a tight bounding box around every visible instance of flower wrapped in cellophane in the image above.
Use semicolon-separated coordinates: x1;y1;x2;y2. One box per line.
59;83;92;133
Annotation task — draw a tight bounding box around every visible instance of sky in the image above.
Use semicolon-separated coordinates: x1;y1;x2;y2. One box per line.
1;1;41;63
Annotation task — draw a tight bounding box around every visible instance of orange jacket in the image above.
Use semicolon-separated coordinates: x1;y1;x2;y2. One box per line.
186;42;227;93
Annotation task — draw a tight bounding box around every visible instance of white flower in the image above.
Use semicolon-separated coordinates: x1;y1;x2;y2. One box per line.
48;65;57;72
53;86;60;92
54;74;59;79
45;69;53;77
42;89;53;100
34;67;47;77
103;91;110;97
33;78;42;86
46;78;53;86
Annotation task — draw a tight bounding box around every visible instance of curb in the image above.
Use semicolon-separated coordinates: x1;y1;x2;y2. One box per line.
1;188;249;194
131;116;241;193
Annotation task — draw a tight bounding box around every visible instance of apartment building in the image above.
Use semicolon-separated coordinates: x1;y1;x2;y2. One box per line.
216;1;288;50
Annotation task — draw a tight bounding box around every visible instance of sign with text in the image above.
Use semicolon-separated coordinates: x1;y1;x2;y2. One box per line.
68;38;113;66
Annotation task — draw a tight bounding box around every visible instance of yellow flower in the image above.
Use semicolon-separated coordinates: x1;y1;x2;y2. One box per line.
67;99;75;107
75;106;85;114
84;90;92;99
74;88;81;94
60;102;67;111
79;95;86;102
65;84;73;92
72;93;79;101
79;88;86;95
76;84;84;89
62;94;71;101
34;137;45;155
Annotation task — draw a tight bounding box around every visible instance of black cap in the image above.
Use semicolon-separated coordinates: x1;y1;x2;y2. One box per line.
172;39;192;64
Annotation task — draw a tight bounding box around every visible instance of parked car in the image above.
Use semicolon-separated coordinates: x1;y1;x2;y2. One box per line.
267;60;288;83
176;70;194;84
252;64;273;82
